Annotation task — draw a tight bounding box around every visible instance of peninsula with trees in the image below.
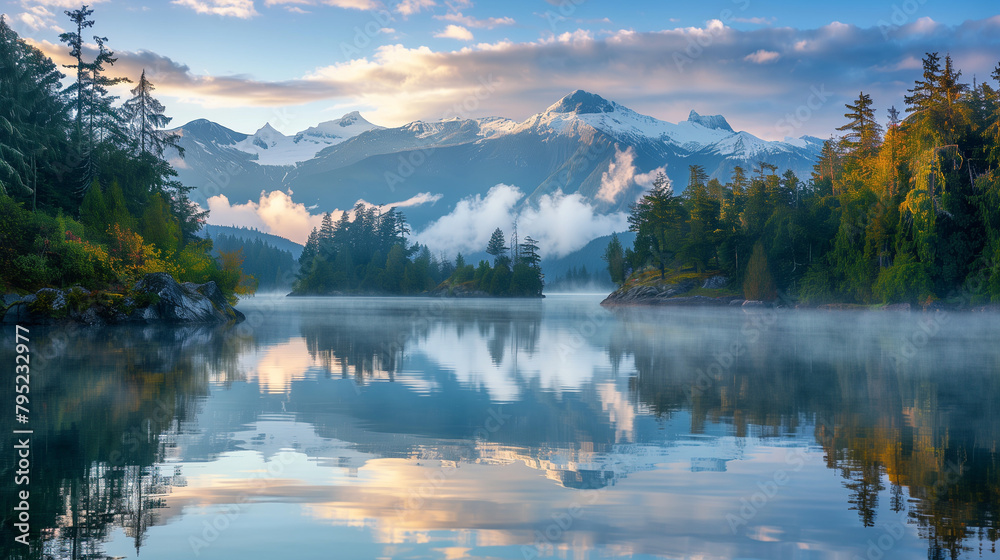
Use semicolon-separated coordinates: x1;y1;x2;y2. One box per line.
603;53;1000;309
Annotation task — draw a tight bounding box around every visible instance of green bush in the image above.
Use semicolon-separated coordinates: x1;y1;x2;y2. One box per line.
13;254;51;288
873;254;933;304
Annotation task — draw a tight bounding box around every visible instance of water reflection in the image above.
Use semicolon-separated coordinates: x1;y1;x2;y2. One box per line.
1;297;997;559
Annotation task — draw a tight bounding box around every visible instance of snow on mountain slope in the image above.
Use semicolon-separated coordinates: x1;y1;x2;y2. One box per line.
231;112;382;166
170;91;824;233
511;90;766;155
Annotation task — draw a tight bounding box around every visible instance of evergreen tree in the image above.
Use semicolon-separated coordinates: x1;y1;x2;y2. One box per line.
486;227;508;266
0;17;70;206
59;5;95;136
603;233;627;285
140;193;180;254
519;236;541;267
837;91;882;157
122;69;181;157
79;178;107;234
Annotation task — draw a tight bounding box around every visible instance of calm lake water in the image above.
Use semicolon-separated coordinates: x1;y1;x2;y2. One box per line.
2;295;998;559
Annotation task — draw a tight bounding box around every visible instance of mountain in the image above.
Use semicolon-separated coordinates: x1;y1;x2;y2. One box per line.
541;231;638;285
202;224;304;259
167;91;824;233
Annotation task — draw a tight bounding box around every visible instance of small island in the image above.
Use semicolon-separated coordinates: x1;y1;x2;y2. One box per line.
290;212;544;297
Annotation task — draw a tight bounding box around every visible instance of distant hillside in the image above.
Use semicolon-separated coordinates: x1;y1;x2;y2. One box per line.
541;231;637;284
202;225;304;259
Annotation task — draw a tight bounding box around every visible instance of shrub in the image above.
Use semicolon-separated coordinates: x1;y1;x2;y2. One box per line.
12;254;51;288
873;254;933;304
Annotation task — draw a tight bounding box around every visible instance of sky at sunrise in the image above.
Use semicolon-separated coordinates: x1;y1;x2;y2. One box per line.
3;0;999;141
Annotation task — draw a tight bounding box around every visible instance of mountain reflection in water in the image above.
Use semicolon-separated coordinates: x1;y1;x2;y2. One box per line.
1;295;997;560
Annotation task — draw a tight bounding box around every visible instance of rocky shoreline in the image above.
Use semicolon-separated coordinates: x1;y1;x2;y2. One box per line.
2;272;246;326
600;275;742;307
600;274;1000;311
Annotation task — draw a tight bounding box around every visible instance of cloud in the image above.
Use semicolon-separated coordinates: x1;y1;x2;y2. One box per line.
517;191;629;258
434;24;473;41
206;190;443;244
597;146;636;203
171;0;259;18
434;12;515;29
356;192;444;213
26;16;1000;139
396;0;434;16
15;5;61;31
264;0;380;10
20;0;108;7
414;184;627;259
208;191;325;244
733;16;776;25
414;185;522;256
744;49;780;64
596;145;669;203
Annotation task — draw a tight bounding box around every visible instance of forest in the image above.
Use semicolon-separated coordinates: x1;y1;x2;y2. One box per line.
209;231;298;291
292;209;545;297
612;53;1000;305
0;11;251;304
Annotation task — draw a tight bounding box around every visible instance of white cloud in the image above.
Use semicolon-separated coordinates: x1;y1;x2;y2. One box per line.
434;24;473;41
596;145;668;203
414;184;627;259
207;191;325;244
744;49;780;64
171;0;259;18
518;190;628;258
24;16;1000;140
396;0;434;16
20;0;107;7
597;146;636;203
206;190;444;244
414;184;522;256
355;192;444;213
13;3;69;31
264;0;380;10
434;12;515;29
733;16;776;25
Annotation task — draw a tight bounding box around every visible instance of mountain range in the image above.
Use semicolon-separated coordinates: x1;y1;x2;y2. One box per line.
168;90;824;243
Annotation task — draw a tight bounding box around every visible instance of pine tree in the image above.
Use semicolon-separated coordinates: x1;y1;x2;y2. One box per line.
486;227;508;266
80;178;107;234
519;235;541;265
603;233;626;285
122;69;180;157
0;17;69;205
59;5;95;136
140;193;180;254
105;179;134;232
837;91;882;157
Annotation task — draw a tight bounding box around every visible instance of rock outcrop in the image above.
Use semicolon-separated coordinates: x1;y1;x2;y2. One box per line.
2;273;245;325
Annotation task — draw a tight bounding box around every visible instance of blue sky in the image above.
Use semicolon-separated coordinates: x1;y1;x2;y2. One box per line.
3;0;999;140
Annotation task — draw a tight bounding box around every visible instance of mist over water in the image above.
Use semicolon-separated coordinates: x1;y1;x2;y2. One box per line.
2;296;997;559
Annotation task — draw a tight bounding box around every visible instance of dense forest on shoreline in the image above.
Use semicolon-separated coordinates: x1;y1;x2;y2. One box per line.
610;53;1000;305
0;11;252;307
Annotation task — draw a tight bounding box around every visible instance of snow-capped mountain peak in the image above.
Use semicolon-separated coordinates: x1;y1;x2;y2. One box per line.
248;123;285;149
686;110;734;133
544;89;616;115
229;112;382;166
294;111;381;143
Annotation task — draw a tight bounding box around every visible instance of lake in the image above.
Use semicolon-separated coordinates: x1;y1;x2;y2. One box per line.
2;295;998;559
